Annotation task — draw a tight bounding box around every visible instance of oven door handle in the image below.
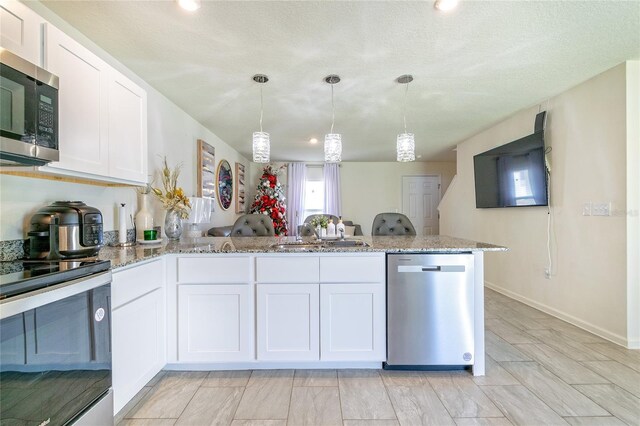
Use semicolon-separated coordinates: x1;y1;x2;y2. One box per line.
0;271;111;319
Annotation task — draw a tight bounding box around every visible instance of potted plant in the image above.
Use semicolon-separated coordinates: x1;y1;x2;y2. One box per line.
310;216;329;237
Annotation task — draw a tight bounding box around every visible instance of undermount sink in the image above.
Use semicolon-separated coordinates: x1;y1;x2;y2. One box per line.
270;243;323;251
322;240;369;247
270;240;369;250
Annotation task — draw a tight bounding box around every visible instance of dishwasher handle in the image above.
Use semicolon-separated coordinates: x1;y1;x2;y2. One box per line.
397;265;466;273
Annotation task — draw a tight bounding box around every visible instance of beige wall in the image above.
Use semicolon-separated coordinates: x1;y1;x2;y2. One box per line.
440;63;631;346
340;162;456;235
244;161;456;235
0;3;249;241
626;61;640;347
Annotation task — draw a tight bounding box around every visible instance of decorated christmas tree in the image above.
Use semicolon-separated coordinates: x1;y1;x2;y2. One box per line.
250;165;288;236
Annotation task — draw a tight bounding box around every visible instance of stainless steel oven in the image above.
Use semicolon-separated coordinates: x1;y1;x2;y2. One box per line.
0;47;59;166
0;260;112;425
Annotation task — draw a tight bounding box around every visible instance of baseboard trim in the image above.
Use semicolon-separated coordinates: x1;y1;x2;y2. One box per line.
165;361;383;370
484;280;632;348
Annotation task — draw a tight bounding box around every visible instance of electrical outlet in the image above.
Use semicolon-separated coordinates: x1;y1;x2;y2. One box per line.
544;268;551;279
582;203;592;216
592;202;611;216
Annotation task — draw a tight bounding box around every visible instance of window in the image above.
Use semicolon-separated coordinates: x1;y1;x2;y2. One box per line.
512;169;535;206
303;165;324;220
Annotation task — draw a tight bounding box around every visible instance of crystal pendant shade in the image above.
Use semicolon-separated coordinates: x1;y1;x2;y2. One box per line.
252;131;270;163
324;133;342;162
396;133;415;162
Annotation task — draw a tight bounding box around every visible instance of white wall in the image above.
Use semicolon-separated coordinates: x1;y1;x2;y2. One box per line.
0;2;249;241
440;63;631;346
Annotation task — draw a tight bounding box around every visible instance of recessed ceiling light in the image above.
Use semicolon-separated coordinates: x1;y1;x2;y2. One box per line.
177;0;201;12
434;0;458;12
309;138;318;144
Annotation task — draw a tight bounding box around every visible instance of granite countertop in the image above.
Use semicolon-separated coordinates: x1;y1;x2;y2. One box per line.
99;235;507;270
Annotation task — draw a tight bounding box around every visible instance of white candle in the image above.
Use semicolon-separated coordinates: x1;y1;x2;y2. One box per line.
118;203;127;244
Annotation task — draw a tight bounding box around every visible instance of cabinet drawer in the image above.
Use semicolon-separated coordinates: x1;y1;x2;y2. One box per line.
319;255;385;283
112;259;163;309
177;256;250;283
256;256;319;283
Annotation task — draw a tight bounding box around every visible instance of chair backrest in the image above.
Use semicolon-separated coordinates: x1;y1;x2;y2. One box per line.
371;212;417;236
231;214;275;236
303;214;340;225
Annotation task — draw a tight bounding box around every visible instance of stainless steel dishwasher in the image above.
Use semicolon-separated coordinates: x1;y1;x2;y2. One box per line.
385;253;475;368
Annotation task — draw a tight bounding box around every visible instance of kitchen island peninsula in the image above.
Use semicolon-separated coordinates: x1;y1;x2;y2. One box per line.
99;235;505;413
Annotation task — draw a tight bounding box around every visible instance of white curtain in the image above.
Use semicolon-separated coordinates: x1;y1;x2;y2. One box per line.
323;163;342;217
286;163;306;236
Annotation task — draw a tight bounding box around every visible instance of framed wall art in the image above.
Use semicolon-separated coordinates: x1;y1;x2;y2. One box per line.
216;159;233;210
196;139;216;203
235;162;246;213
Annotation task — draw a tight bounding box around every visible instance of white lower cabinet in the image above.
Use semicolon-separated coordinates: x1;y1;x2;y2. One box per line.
112;260;165;415
171;253;386;366
178;284;253;362
257;283;319;361
320;283;386;361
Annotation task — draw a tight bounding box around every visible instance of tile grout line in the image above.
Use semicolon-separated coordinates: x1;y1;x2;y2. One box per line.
285;369;294;426
377;369;400;423
173;373;207;423
501;359;616;419
229;381;247;423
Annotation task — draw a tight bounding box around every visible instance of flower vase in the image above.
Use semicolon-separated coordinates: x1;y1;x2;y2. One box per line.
135;192;154;240
164;208;183;240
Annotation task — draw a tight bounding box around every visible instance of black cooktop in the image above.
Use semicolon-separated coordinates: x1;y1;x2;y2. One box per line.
0;258;111;300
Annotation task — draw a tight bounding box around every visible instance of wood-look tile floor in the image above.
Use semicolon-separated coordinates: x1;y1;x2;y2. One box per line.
116;289;640;426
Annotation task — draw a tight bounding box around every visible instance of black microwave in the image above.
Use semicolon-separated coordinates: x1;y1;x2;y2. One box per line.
0;48;59;166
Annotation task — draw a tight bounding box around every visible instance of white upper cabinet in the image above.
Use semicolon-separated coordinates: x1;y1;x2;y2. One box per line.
108;70;147;182
40;22;147;185
0;0;42;64
43;23;110;177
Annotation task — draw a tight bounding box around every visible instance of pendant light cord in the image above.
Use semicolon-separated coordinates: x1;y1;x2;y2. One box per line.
259;84;264;133
403;82;408;133
330;83;335;134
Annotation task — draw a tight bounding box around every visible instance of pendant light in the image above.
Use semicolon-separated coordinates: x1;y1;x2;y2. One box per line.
252;74;270;163
324;74;342;163
396;74;415;162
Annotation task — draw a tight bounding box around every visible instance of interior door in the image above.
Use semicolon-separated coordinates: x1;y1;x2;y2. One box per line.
402;176;441;236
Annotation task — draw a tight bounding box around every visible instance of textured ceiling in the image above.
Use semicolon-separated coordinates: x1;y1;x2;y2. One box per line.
40;0;640;162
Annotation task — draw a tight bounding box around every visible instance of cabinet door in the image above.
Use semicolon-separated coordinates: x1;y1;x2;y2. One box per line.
108;69;147;183
320;283;386;361
43;23;109;176
257;283;319;361
113;287;165;414
0;1;42;64
178;284;253;362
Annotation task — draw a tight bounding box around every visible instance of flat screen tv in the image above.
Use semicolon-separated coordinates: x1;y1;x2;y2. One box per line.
473;117;548;208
